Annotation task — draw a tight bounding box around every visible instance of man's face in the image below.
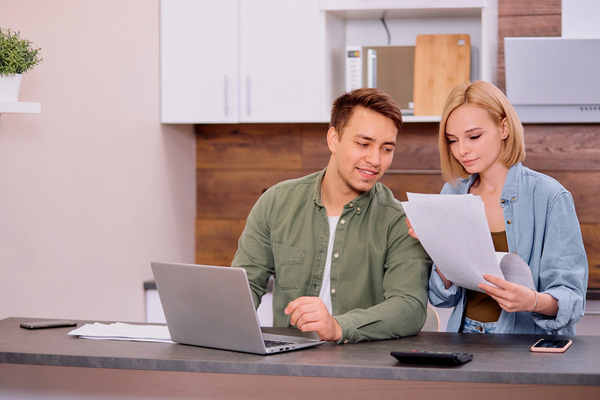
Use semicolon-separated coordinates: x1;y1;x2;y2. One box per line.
327;107;397;196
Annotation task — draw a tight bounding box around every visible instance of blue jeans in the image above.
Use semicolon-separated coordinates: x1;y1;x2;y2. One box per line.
461;316;497;333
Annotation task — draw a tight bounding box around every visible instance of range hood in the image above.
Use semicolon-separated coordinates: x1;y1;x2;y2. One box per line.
504;37;600;123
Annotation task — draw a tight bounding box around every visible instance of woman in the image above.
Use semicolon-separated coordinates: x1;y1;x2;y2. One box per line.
420;81;588;334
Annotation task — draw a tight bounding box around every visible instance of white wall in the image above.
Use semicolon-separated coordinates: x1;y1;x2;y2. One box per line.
0;0;196;322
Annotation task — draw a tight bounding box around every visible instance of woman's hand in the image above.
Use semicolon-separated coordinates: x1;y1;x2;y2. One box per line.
479;275;557;316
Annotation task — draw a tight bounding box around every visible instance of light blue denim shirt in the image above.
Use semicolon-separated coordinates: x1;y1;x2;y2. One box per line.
429;163;588;334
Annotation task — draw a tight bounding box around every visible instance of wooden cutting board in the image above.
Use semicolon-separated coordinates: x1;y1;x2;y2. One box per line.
413;34;471;116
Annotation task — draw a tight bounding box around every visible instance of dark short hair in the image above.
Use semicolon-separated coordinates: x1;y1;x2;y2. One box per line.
330;88;402;136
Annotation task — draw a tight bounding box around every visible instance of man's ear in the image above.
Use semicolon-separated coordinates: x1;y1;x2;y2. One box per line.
327;126;339;153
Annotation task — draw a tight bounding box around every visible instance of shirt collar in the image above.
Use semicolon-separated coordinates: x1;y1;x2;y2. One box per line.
313;167;376;214
462;162;522;204
500;162;522;204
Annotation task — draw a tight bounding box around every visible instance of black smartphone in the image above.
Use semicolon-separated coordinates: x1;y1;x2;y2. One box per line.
20;320;78;330
530;338;573;353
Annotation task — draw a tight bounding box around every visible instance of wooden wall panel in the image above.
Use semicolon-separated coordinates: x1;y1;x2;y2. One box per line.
195;124;303;170
538;171;600;224
299;123;329;169
196;218;246;266
499;0;561;16
197;169;312;219
380;173;444;201
582;223;600;289
523;125;600;171
391;125;441;170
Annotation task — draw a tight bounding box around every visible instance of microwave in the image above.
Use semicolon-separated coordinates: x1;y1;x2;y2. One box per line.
345;45;415;112
346;35;471;116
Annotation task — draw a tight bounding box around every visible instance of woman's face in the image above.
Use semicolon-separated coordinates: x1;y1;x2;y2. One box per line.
444;104;507;176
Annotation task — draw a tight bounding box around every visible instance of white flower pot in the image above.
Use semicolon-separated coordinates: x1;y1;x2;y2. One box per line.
0;74;23;102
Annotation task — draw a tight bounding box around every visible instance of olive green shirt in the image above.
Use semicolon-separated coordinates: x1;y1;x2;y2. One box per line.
232;169;432;343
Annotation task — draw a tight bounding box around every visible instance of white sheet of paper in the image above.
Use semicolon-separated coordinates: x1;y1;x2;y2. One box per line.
68;322;174;343
498;252;535;290
402;193;525;292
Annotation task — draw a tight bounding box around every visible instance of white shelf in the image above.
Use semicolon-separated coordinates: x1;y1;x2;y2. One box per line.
320;0;498;118
0;101;41;114
403;115;441;123
321;0;486;18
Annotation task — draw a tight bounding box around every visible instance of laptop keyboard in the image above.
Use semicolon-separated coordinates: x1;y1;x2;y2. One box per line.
264;339;294;347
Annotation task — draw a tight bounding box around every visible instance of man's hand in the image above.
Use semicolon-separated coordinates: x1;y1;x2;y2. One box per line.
284;297;342;342
406;218;419;240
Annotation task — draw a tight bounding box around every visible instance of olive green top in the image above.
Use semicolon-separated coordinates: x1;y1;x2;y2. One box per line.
232;169;432;343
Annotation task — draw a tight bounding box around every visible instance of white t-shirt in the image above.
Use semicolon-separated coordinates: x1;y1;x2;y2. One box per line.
319;215;339;314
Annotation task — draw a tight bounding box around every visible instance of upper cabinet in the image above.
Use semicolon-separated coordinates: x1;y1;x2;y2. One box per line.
238;0;325;123
161;0;327;124
161;0;239;123
160;0;497;124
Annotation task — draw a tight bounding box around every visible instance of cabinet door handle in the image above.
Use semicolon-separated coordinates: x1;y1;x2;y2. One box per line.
246;74;252;116
224;75;229;116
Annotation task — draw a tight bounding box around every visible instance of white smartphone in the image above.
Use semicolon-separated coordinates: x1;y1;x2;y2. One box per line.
20;320;77;330
530;338;573;353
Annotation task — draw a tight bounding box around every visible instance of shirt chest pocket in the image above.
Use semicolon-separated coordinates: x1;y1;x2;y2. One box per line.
272;243;306;290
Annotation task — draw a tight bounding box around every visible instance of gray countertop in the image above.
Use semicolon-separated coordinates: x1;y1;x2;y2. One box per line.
1;317;599;386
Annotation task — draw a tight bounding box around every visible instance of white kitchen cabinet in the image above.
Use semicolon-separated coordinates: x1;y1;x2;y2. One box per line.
161;0;239;123
161;0;328;124
239;0;325;122
161;0;498;124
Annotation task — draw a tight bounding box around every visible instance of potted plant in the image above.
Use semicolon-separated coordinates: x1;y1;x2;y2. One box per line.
0;27;42;102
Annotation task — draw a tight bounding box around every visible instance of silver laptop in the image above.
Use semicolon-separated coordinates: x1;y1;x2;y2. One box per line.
150;262;326;354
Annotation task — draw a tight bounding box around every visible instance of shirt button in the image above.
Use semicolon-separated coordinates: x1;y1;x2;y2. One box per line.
334;253;339;258
340;219;345;224
512;197;516;201
356;207;361;212
331;288;336;294
501;199;506;204
507;220;512;224
343;339;349;344
349;202;354;208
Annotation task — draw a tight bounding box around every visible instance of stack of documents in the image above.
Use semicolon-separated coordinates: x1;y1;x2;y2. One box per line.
401;193;534;292
68;322;173;343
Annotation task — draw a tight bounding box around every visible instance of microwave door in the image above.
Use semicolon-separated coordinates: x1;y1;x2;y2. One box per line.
367;48;377;88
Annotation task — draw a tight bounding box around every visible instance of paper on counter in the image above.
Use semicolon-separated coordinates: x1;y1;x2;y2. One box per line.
402;193;534;292
68;322;174;343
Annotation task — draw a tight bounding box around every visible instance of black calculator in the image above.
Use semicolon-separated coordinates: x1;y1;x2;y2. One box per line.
391;350;473;366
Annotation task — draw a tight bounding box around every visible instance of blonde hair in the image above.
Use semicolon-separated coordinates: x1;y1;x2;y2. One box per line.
438;81;526;184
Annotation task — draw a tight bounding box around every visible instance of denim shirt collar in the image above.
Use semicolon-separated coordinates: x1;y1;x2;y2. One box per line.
500;162;522;205
313;167;376;215
461;162;522;204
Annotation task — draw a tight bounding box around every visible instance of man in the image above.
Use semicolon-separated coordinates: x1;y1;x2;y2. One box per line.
232;88;432;343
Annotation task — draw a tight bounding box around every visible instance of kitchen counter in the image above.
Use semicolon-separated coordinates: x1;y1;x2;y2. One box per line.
1;317;598;399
